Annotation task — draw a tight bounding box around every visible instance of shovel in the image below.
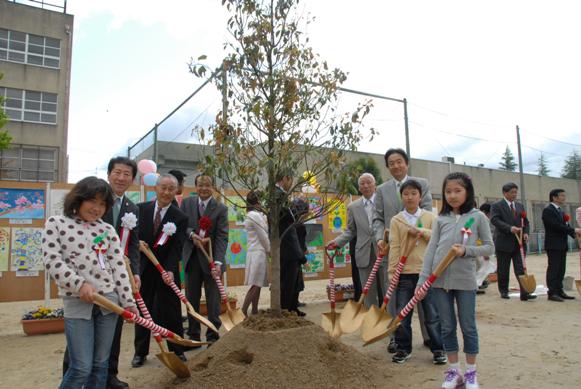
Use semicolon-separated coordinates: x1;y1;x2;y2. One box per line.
321;248;342;338
340;230;389;334
515;213;536;294
124;258;190;378
361;234;417;343
139;241;219;333
198;239;245;331
91;293;207;349
576;238;581;296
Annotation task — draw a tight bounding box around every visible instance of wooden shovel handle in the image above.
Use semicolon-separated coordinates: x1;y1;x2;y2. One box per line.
197;238;229;304
123;257;139;294
92;293;125;315
139;241;160;266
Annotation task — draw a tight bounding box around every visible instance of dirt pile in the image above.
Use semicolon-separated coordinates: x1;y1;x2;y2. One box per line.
169;311;390;389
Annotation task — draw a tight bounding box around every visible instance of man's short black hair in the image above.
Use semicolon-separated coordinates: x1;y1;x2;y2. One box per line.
502;182;518;193
549;189;565;202
399;179;422;196
194;173;213;186
168;169;186;185
384;148;409;166
107;156;138;179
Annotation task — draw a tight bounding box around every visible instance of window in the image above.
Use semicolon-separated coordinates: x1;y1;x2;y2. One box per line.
0;87;57;124
0;28;60;69
0;145;58;182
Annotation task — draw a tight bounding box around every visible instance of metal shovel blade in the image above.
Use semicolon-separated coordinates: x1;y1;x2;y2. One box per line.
339;299;367;334
156;351;191;378
363;317;401;347
361;305;392;343
518;274;537;294
576;279;581;297
220;307;245;332
321;311;342;338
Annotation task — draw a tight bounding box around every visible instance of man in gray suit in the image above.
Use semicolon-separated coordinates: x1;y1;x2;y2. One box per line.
327;173;385;308
372;148;433;353
181;174;229;345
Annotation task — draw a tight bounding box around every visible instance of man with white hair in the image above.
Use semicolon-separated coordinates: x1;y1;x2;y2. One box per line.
327;172;386;307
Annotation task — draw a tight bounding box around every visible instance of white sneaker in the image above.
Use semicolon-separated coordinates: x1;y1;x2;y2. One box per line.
441;368;464;389
464;370;479;389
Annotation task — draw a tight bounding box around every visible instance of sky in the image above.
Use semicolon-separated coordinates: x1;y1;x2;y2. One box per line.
65;0;581;182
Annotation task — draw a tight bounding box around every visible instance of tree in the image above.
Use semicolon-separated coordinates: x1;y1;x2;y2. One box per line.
0;73;13;150
537;153;550;176
561;150;581;180
190;0;374;313
499;145;517;171
337;157;383;195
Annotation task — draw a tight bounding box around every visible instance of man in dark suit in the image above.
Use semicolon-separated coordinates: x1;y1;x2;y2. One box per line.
62;156;140;389
181;174;228;345
491;182;536;301
542;189;581;302
132;174;188;366
276;172;306;313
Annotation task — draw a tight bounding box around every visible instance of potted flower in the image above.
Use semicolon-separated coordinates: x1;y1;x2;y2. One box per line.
326;283;355;302
199;292;238;315
21;306;65;336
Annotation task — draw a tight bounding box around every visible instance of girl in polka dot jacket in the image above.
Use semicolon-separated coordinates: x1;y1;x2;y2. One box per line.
43;176;138;389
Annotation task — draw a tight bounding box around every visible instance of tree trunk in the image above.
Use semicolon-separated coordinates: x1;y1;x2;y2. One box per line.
270;233;281;314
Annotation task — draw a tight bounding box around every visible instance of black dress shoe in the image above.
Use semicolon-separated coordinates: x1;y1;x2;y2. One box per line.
176;353;187;362
558;292;575;300
548;294;564;302
131;355;146;367
500;292;509;299
295;309;306;317
520;294;537;301
107;375;129;389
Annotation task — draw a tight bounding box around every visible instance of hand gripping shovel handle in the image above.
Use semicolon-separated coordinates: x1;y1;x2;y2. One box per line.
325;248;339;310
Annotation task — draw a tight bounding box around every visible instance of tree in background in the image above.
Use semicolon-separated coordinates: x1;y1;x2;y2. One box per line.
561;150;581;180
537;153;550;176
0;73;13;150
337;157;383;195
499;145;517;171
190;0;374;313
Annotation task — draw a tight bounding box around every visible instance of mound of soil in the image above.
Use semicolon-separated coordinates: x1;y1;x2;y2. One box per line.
169;312;390;388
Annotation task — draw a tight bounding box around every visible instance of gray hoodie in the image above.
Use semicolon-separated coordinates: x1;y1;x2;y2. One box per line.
418;208;494;291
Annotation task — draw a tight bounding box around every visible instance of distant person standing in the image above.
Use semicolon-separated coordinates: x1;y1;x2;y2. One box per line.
168;169;187;207
490;183;535;301
542;189;581;302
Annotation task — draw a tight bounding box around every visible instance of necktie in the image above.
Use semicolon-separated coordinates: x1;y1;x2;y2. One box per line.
396;182;402;201
199;201;206;216
112;197;121;226
510;202;516;217
365;199;373;226
153;206;162;232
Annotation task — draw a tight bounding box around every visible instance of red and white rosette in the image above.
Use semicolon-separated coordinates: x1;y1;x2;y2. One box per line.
154;222;176;248
198;216;212;239
119;212;137;255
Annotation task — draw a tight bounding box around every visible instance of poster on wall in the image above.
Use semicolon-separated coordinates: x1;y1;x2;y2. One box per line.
226;196;246;226
304;224;324;247
226;228;248;268
334;245;351;268
328;199;347;232
49;189;69;216
304;195;323;223
303;248;324;275
0;227;9;272
0;188;45;220
126;191;141;204
11;227;43;271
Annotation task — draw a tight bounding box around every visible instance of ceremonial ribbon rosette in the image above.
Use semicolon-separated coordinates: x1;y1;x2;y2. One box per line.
154;222;176;248
564;213;570;224
461;217;475;245
119;212;137;255
198;216;213;239
92;232;109;270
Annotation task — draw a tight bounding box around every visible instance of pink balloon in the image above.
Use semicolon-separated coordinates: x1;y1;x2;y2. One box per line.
138;159;156;174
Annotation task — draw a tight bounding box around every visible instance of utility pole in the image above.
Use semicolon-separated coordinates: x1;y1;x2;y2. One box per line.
404;98;411;175
516;125;526;209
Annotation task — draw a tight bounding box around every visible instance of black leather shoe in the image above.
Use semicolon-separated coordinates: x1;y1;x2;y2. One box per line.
548;294;564;302
500;292;509;299
176;353;187;362
107;376;129;389
520;294;537;301
558;292;575;300
295;309;306;317
387;338;397;354
131;355;146;367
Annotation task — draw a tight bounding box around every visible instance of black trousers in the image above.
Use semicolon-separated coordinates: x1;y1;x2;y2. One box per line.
62;314;124;378
349;237;362;301
546;249;567;296
281;259;299;312
496;247;526;296
134;266;184;356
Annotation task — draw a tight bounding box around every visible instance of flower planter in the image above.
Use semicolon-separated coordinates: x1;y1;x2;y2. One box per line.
199;299;238;315
327;289;355;302
21;317;65;336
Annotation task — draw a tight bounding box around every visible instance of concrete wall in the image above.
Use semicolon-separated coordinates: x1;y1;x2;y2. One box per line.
0;1;73;181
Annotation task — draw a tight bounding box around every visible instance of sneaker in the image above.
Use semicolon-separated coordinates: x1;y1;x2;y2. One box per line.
432;350;448;365
441;368;463;389
464;370;479;389
392;350;411;364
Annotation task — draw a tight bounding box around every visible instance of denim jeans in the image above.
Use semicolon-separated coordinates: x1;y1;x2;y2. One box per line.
60;305;118;389
394;274;443;353
432;288;479;355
